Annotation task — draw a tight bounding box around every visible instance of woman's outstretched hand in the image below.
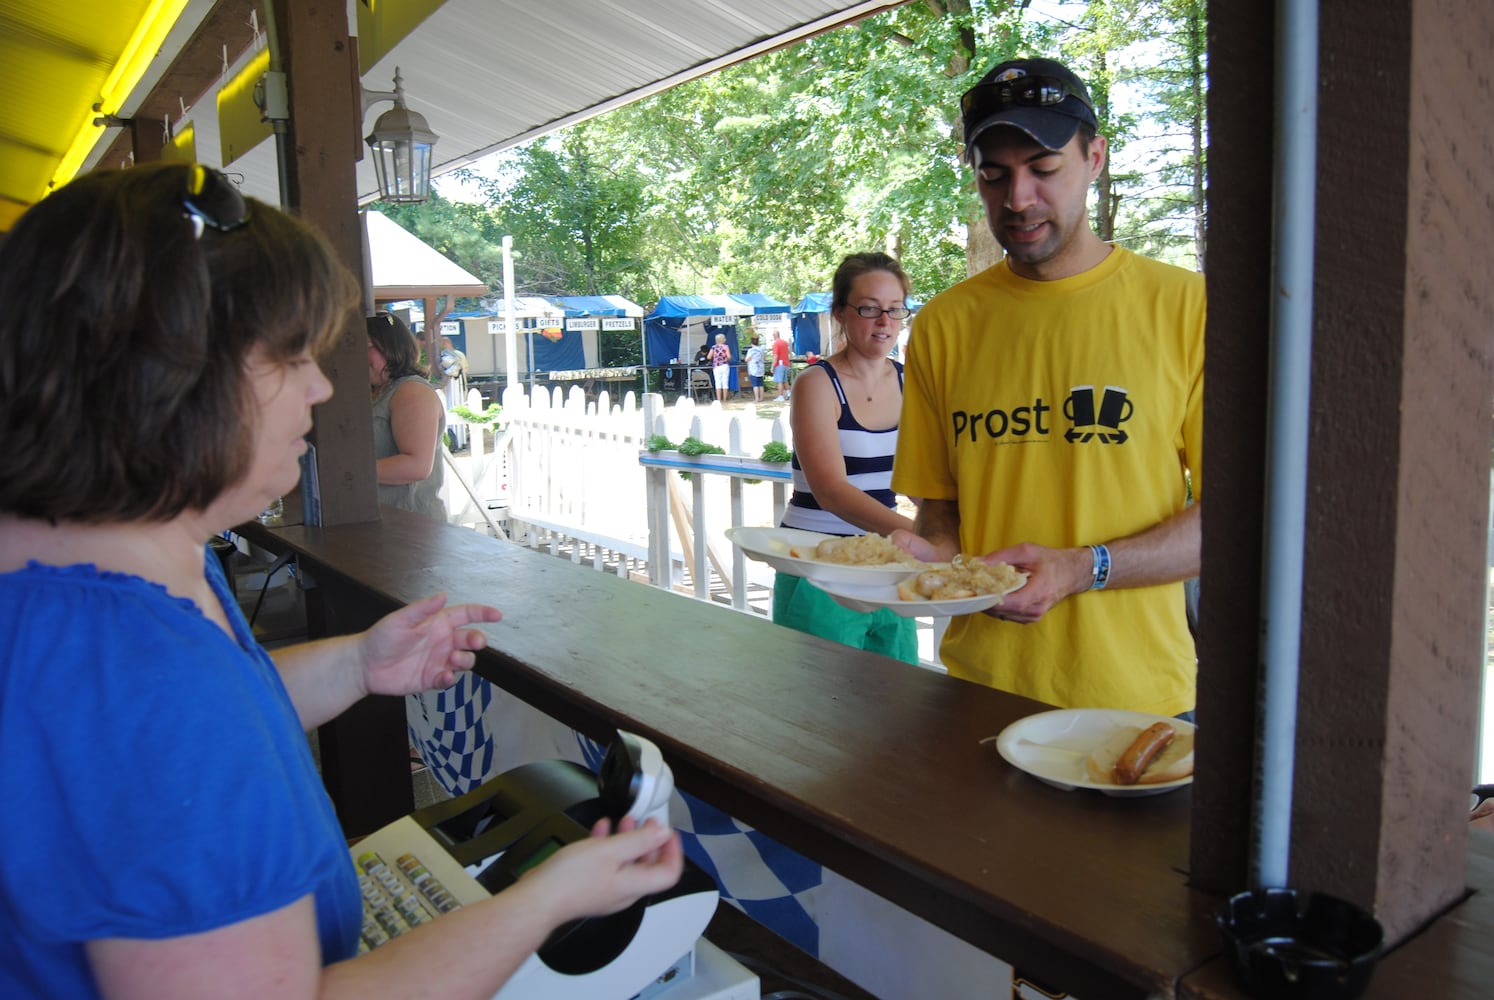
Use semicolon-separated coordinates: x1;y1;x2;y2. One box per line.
357;593;503;696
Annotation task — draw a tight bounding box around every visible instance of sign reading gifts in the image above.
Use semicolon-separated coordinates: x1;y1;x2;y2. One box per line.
487;318;561;340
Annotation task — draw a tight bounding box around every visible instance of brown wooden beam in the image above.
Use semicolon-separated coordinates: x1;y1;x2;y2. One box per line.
1191;0;1278;899
98;0;263;169
276;1;380;527
1195;0;1494;946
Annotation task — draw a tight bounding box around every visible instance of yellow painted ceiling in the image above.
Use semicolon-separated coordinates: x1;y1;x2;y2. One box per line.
1;0;903;229
0;0;164;229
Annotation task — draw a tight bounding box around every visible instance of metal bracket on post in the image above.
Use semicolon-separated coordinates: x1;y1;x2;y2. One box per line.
255;69;290;123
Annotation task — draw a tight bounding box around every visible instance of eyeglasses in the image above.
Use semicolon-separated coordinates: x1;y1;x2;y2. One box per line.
960;74;1092;126
181;164;250;239
852;304;911;320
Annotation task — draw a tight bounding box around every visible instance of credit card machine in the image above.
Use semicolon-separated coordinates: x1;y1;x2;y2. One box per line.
358;731;730;999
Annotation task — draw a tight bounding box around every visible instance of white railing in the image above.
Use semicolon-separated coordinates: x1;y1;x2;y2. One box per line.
450;387;791;602
447;387;947;666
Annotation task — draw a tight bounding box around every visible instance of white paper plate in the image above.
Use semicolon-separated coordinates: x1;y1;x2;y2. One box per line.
724;526;923;586
990;708;1195;797
807;578;1022;619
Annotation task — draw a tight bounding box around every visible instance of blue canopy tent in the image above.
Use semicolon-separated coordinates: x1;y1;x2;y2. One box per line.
790;292;832;355
723;294;792;390
552;295;645;370
790;292;922;357
731;292;792;315
553;294;644;320
529;324;584;372
445;297;568;381
644;295;742;393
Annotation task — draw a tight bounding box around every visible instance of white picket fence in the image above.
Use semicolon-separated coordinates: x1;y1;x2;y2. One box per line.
441;386;793;606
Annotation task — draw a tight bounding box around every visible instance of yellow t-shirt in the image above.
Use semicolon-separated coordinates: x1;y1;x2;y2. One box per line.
893;248;1205;714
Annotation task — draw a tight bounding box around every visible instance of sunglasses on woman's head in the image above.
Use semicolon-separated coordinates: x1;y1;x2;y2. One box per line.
181;164;250;239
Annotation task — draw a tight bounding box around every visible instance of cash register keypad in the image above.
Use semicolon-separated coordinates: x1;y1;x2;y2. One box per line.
355;848;463;952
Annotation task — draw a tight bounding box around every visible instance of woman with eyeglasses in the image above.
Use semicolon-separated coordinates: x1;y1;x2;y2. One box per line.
0;163;681;1000
772;252;921;664
366;312;448;522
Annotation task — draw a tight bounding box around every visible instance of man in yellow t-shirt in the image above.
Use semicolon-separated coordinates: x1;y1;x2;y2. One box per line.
892;57;1204;716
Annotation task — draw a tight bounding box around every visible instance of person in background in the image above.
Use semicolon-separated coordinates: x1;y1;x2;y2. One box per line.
368;313;447;522
709;331;733;404
771;330;793;402
745;334;767;403
694;341;712;366
0;161;682;1000
438;334;469;451
773;253;919;664
892;57;1204;715
369;315;493;787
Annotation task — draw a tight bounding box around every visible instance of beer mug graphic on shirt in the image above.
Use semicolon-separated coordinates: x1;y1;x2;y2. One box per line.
1063;385;1096;427
1097;386;1133;429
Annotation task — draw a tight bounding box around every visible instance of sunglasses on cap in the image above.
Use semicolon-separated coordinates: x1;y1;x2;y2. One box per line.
960;74;1093;126
181;164;250;239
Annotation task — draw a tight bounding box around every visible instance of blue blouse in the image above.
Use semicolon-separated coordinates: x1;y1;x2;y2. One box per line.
0;550;361;998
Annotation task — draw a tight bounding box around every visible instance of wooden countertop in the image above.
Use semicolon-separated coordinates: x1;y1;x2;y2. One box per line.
244;507;1219;997
242;507;1494;998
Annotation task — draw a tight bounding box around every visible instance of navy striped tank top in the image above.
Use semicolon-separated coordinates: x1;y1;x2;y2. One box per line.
779;358;903;537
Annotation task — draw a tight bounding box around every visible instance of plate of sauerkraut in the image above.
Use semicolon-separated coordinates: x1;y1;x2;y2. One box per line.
725;527;927;586
806;556;1028;618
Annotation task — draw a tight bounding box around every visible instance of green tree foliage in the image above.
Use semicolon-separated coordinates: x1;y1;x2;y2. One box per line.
1061;0;1206;267
378;195;505;309
395;0;1208;322
468;126;658;303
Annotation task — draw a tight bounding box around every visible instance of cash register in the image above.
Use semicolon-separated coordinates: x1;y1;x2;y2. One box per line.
350;732;758;1000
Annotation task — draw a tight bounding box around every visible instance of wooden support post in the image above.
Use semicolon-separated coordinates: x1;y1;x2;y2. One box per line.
1195;0;1494;945
275;1;380;527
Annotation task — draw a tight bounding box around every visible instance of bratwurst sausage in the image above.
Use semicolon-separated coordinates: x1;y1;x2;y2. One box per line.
1112;722;1176;785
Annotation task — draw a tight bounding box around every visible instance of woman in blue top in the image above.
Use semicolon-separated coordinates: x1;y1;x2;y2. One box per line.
0;163;681;1000
774;253;920;664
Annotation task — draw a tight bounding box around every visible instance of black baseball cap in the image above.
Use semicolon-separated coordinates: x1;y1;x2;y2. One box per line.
961;57;1098;154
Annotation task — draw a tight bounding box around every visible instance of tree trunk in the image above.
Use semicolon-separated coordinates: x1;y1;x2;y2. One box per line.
1091;49;1116;242
966;207;1002;276
1187;1;1207;270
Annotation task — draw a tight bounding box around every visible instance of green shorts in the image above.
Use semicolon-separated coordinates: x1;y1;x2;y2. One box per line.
772;571;920;665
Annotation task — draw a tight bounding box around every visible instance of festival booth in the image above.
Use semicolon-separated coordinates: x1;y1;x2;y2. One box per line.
790;292;833;355
725;292;793;348
543;295;649;398
643;295;738;395
453;297;569;382
552;295;646;362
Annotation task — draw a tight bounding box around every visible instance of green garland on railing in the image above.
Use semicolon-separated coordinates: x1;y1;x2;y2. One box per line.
453;402;503;425
644;434;791;482
673;436;725;480
760;441;791;464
